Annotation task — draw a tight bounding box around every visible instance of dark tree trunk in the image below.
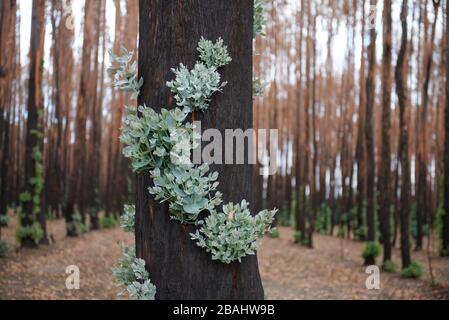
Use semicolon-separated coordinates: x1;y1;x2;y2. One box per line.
364;0;377;265
136;0;263;299
443;0;449;255
396;0;411;268
23;0;46;247
66;0;95;232
0;0;17;220
416;0;440;251
355;0;366;235
379;0;392;264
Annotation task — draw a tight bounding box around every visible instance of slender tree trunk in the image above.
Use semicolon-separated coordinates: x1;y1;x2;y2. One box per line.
396;0;411;268
66;0;95;232
416;0;440;251
379;0;393;264
355;0;367;236
295;0;305;242
0;0;17;220
364;0;377;265
442;0;449;255
23;0;46;247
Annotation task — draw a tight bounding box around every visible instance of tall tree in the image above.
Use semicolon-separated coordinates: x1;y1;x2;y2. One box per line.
295;0;306;243
364;0;377;265
355;0;367;236
50;0;74;219
0;0;17;220
22;0;46;247
379;0;393;264
416;0;441;250
396;0;411;268
66;0;96;233
136;0;263;299
442;0;449;256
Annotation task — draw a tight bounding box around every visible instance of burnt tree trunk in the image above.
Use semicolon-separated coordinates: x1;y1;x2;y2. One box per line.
443;0;449;255
364;0;377;265
379;0;392;264
136;0;263;299
23;0;46;247
355;0;367;235
66;0;95;231
0;0;17;220
396;0;411;268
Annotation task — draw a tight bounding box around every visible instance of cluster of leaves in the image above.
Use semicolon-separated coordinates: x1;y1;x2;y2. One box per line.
354;226;367;241
166;38;231;112
254;0;267;37
253;78;265;97
315;204;332;235
108;47;143;100
0;240;9;258
382;260;397;273
149;164;222;224
191;200;277;263
401;261;423;278
99;215;118;229
30;127;44;217
0;215;9;226
253;1;267;98
293;231;302;244
112;245;156;300
66;212;88;235
436;202;449;256
362;241;381;260
120;105;193;172
120;204;135;232
197;37;232;68
16;221;43;245
167;63;227;112
16;112;45;245
266;229;280;238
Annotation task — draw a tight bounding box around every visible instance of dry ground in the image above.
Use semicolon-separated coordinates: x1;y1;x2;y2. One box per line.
1;212;449;300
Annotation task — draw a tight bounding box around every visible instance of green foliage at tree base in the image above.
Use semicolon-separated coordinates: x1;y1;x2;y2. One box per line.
0;240;9;258
15;222;43;245
266;228;280;239
66;212;88;236
0;215;9;226
354;226;367;241
362;241;381;260
293;231;302;244
382;260;397;273
99;215;118;229
112;245;156;300
401;261;423;278
440;248;449;257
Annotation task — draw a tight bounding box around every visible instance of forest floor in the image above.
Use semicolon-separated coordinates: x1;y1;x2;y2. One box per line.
1;212;449;300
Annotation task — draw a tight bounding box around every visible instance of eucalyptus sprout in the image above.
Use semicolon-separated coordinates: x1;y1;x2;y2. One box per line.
112;245;156;300
197;37;232;68
253;77;265;97
120;105;193;172
120;204;135;232
191;200;277;264
166;62;227;112
149;164;222;224
254;0;267;38
108;47;143;100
